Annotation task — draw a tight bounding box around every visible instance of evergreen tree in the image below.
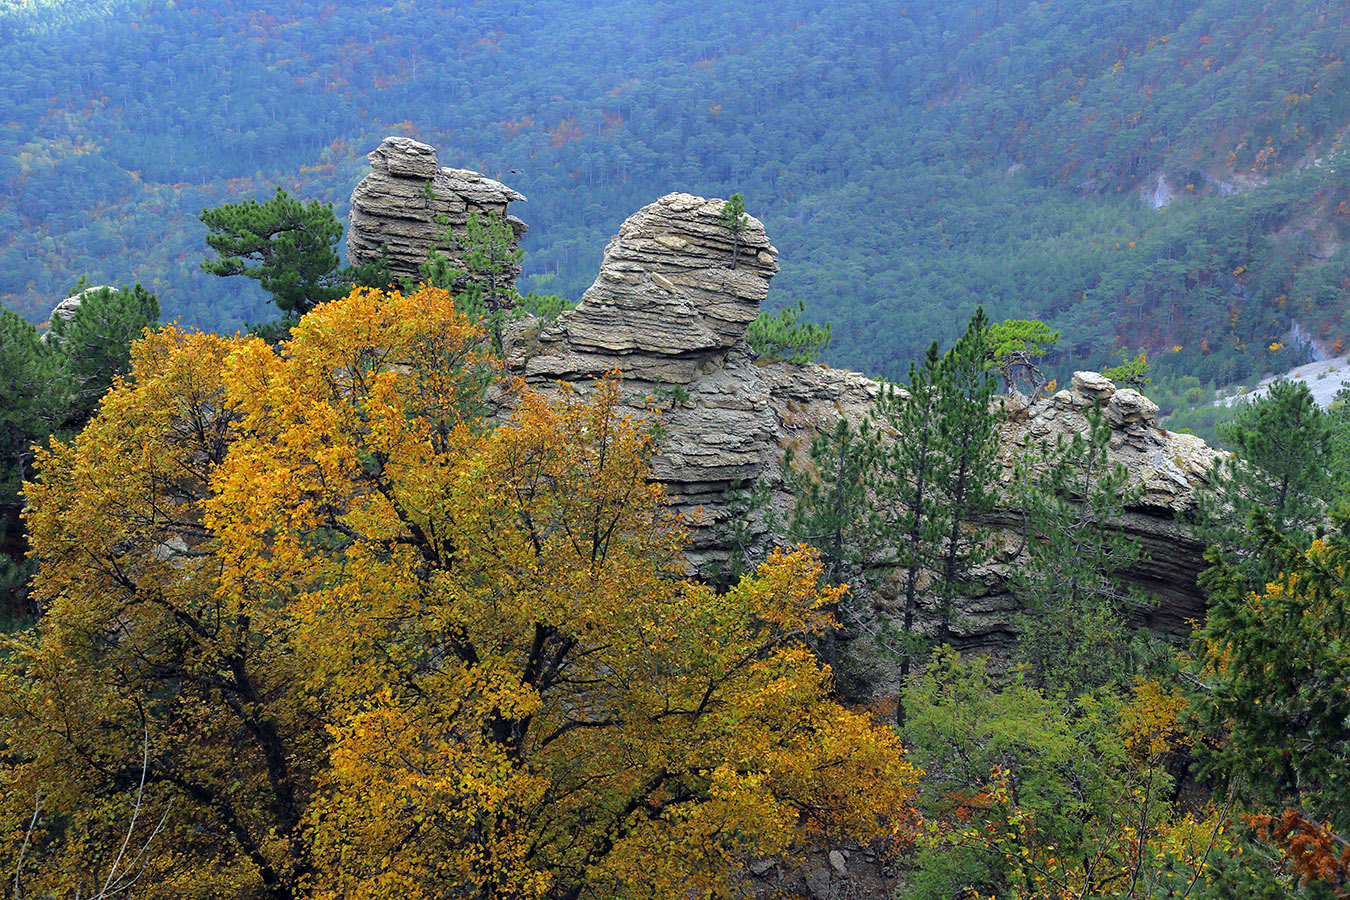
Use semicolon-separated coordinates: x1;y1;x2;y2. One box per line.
200;187;346;316
871;342;949;726
1197;513;1350;889
420;209;524;353
1329;385;1350;512
1;283;159;623
931;308;1003;645
746;299;832;364
0;308;60;620
46;282;159;429
1197;379;1332;589
718;193;749;269
1103;349;1151;390
783;311;1003;719
0;308;60;499
1011;402;1145;695
986;319;1059;401
785;417;878;672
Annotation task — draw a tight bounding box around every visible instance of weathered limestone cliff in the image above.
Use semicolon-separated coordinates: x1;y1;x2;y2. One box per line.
503;190;1224;661
519;192;779;384
348;136;528;287
343;138;1224;670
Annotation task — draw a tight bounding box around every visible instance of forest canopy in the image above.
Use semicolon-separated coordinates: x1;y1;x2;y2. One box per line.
0;285;918;900
2;0;1349;385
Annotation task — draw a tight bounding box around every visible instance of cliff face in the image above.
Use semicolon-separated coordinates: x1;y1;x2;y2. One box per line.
347;136;528;289
346;141;1223;667
504;190;1223;663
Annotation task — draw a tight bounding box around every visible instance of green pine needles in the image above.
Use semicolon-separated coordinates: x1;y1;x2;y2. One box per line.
718;193;750;269
747;300;832;364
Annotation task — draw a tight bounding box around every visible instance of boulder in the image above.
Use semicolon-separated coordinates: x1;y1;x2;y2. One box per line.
1071;369;1117;403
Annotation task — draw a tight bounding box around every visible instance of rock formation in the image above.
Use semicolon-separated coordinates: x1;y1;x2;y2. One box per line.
344;138;1226;682
504;192;796;562
45;283;111;326
516;192;779;384
347;136;528;288
504;190;1225;670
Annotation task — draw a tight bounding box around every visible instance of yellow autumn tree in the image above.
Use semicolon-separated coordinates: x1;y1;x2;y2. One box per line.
1;285;918;900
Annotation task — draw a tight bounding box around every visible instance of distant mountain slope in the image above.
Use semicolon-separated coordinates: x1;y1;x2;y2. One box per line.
1;0;1348;382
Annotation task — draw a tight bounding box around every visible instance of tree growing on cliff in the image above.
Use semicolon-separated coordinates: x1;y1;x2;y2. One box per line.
1011;402;1145;695
420;208;523;352
929;308;1003;645
1;285;919;900
986;319;1059;401
719;192;749;269
870;342;949;727
1103;349;1151;390
747;298;832;363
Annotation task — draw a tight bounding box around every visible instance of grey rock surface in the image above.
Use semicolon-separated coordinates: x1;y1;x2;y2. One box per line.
341;167;1228;684
348;136;527;290
516;192;778;385
47;284;113;325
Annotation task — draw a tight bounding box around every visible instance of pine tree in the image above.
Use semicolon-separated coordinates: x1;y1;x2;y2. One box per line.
1197;379;1331;589
785;417;878;672
46;282;159;429
0;308;60;619
719;193;749;269
1;284;159;622
871;342;949;726
986;318;1059;401
420;209;524;353
1012;402;1144;695
746;299;832;363
1197;513;1350;867
200;187;346;316
931;308;1003;645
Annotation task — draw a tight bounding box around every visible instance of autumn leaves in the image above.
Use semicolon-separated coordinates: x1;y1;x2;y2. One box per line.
3;285;917;900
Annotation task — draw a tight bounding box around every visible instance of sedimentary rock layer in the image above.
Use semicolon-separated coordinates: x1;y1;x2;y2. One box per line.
348;136;527;288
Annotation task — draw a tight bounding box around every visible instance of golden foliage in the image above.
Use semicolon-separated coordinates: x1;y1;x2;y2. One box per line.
2;285;917;900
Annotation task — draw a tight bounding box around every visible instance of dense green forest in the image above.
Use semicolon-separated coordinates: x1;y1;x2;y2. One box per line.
5;2;1350;897
3;0;1350;384
3;286;1348;898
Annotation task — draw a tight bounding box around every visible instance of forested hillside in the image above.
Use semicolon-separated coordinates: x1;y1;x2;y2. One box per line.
3;0;1350;382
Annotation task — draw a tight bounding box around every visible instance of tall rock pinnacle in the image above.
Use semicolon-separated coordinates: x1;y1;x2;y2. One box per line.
519;192;778;384
347;136;527;288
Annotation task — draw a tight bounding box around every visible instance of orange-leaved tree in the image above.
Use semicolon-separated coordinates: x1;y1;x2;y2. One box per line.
1;285;918;900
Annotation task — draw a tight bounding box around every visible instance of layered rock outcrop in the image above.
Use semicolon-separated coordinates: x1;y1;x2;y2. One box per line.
344;138;1224;667
517;192;779;384
504;190;1224;661
348;136;528;288
503;193;787;554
